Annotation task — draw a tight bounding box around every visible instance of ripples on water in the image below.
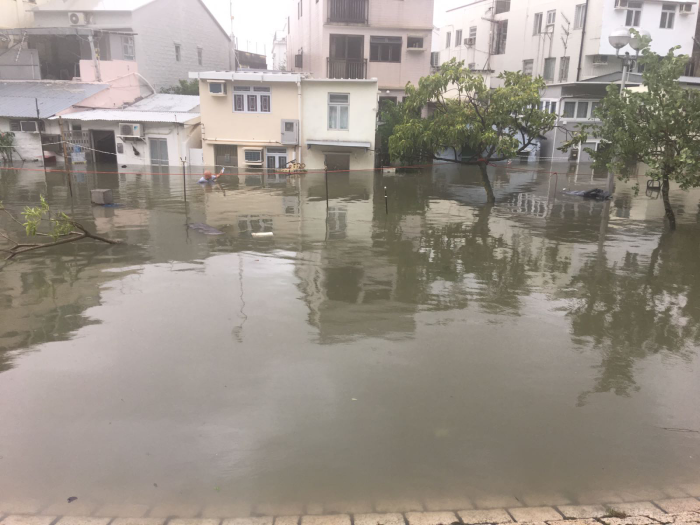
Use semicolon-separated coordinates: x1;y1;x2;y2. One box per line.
0;163;698;508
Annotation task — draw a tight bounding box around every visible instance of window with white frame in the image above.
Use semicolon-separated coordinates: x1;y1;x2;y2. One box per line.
244;149;262;163
625;1;642;27
122;36;135;60
209;82;226;95
533;12;543;35
233;86;271;113
563;101;576;118
559;56;570;82
576;101;589;119
574;4;586;29
328;93;349;130
562;100;599;119
546;10;556;30
543;57;556;82
197;46;203;65
541;100;557;114
492;20;508;55
455;29;462;47
469;26;477;40
174;43;181;62
660;4;676;29
445;31;451;49
523;59;534;77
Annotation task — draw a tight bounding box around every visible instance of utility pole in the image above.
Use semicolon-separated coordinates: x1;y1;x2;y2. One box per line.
58;116;73;197
34;98;47;178
88;30;102;82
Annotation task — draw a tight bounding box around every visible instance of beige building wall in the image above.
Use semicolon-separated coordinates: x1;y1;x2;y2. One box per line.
0;0;53;28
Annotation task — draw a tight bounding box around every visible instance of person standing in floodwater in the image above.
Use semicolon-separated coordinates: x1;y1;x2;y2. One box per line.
198;168;224;183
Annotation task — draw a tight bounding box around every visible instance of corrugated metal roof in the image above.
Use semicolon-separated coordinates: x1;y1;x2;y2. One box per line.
33;0;157;11
127;94;199;112
54;109;200;123
0;81;109;118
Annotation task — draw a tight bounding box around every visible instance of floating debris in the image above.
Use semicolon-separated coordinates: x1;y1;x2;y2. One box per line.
187;223;224;235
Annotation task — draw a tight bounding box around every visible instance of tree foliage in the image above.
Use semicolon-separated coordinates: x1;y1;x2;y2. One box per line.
389;59;556;166
160;79;199;95
0;131;15;163
561;33;700;230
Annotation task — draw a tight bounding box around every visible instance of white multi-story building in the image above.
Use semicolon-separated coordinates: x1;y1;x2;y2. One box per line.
285;0;435;102
272;30;288;71
438;0;700;161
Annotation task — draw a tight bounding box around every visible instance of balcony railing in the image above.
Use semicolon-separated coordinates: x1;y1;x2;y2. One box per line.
327;0;368;24
327;57;367;79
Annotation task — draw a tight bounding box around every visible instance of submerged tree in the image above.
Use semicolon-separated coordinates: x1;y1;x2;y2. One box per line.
0;196;119;260
389;59;556;203
561;33;700;231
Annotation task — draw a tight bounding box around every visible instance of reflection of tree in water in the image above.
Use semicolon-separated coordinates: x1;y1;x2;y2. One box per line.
566;228;700;405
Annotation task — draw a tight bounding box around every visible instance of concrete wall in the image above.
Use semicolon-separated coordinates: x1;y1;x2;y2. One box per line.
32;10;133;27
301;79;377;170
0;0;54;28
0;48;41;80
0;117;61;161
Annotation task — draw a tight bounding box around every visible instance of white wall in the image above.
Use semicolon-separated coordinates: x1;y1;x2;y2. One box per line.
301;79;377;170
0;117;62;162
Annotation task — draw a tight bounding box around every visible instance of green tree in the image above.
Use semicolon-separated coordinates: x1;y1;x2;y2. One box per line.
389;59;556;203
561;34;700;231
159;79;199;95
0;131;15;163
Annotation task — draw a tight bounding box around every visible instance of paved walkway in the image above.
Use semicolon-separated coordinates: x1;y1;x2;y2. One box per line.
2;494;700;525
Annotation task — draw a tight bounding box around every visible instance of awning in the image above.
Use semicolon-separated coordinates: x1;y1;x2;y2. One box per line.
306;140;371;150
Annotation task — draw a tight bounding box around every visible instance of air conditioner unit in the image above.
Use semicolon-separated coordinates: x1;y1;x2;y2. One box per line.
614;0;628;9
593;55;609;65
68;12;89;25
119;123;144;137
281;119;299;145
679;3;694;14
465;37;475;46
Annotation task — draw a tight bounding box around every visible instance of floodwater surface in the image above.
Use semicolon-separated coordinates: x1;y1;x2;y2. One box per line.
0;163;699;510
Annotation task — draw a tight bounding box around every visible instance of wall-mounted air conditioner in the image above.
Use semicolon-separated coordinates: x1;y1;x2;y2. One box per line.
614;0;628;9
119;123;144;138
281;119;299;145
465;37;475;46
68;12;89;25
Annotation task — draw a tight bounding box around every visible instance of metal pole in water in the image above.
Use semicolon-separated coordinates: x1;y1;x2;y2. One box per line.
181;157;187;202
325;166;329;214
57;115;73;198
384;186;388;215
35;98;48;179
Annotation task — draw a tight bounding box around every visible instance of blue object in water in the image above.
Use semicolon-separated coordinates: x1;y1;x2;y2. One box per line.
187;223;224;235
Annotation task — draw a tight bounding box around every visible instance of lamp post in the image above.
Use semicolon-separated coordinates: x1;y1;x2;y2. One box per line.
608;28;651;95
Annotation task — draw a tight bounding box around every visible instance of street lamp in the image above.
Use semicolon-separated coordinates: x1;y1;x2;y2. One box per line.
608;28;651;94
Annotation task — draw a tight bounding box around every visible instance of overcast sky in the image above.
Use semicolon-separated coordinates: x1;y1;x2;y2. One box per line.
202;0;457;63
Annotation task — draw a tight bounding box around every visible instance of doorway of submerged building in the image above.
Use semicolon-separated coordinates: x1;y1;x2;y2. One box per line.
90;130;118;165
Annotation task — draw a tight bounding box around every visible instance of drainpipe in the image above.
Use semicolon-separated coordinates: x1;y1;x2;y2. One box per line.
88;30;102;82
575;0;590;82
297;76;303;164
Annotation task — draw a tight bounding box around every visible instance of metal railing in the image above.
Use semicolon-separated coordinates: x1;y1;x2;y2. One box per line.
327;57;367;79
327;0;368;23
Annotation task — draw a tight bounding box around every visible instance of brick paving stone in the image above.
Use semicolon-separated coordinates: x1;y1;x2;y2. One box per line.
679;486;700;498
169;519;219;525
458;509;514;524
95;504;151;518
0;517;56;525
323;502;373;515
654;512;700;524
255;504;305;517
148;504;201;519
300;515;351;525
223;518;274;525
557;505;607;519
473;496;522;510
274;517;300;525
655;501;700;514
56;518;111;525
201;504;251;519
424;498;473;511
405;512;458;525
576;492;624;505
375;500;423;513
606;502;667;518
548;519;600;525
42;501;98;517
354;513;405;525
520;494;571;507
509;507;562;522
598;517;660;525
0;501;44;515
112;519;166;525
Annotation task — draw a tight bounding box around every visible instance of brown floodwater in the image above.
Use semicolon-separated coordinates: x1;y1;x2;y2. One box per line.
0;163;699;510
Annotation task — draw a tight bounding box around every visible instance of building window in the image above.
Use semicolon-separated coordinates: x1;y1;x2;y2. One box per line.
576;101;589;119
209;82;226;95
543;57;556;82
660;4;676;29
559;56;570;82
445;31;451;49
492;20;508;55
495;0;510;14
370;36;402;63
174;43;181;62
430;51;439;67
523;59;534;77
563;101;576;118
233;86;271;113
561;100;598;119
197;47;203;65
455;29;462;47
407;36;424;48
591;101;601;117
469;26;477;39
533;13;543;35
122;36;135;60
546;10;556;31
298;0;302;18
328;93;349;130
244;150;262;163
625;2;642;27
542;100;557;114
574;4;586;29
10;120;44;132
287;16;290;33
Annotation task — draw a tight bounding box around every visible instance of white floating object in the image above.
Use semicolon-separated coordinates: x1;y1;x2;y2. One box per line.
252;232;274;238
382;166;397;174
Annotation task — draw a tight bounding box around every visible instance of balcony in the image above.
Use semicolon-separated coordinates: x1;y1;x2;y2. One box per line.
327;58;367;79
327;0;368;24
